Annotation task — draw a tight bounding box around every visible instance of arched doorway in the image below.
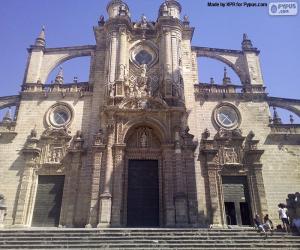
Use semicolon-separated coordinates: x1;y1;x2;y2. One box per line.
123;126;163;227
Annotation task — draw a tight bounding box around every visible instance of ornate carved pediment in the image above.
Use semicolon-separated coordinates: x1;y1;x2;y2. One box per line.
125;65;160;98
41;128;72;140
119;97;168;110
39;128;72;165
201;129;264;168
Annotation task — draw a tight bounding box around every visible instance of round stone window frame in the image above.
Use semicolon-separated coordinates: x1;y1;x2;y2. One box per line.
213;103;241;130
46;103;74;128
129;41;158;68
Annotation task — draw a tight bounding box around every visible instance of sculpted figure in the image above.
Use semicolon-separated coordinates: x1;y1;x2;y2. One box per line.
141;64;147;78
140;14;147;28
0;194;7;226
140;132;148;147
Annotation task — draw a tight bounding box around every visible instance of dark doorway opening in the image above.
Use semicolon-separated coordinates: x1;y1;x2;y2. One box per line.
127;160;159;227
222;176;252;226
225;202;237;225
32;175;65;227
240;202;252;225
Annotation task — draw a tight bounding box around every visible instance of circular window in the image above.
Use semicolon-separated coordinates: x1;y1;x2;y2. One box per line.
214;104;240;129
130;42;158;68
47;103;73;128
135;50;153;65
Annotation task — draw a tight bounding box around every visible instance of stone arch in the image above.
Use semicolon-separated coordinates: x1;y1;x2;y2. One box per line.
268;97;300;117
198;54;246;84
0;95;19;110
123;116;168;144
39;46;95;83
269;103;300;118
193;47;248;84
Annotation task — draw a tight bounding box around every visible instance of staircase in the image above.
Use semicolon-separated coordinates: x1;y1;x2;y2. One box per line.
0;228;299;249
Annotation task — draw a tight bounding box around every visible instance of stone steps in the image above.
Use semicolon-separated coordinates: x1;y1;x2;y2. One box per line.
0;228;299;249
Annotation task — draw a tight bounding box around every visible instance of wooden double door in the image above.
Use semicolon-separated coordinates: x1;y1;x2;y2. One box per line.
32;175;64;227
127;160;159;227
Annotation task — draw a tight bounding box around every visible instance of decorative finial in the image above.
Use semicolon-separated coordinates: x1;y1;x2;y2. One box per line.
242;33;253;50
35;26;46;47
2;108;12;123
223;67;231;85
140;14;147;28
272;107;282;124
290;114;294;124
183;15;190;27
30;126;37;138
54;66;64;85
119;3;127;16
98;15;105;26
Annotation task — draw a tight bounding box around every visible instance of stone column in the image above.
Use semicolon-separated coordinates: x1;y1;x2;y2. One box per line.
14;166;36;226
98;125;114;227
85;142;105;227
162;144;175;226
118;26;127;81
111;144;126;226
62;152;82;227
207;166;223;226
250;164;268;217
115;26;127;97
106;31;118;98
163;29;172;97
174;133;188;226
14;137;40;226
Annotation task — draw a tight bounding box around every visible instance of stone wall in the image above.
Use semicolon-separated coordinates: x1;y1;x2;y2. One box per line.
0;95;92;225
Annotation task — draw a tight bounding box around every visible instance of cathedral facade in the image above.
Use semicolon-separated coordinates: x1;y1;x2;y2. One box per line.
0;0;300;228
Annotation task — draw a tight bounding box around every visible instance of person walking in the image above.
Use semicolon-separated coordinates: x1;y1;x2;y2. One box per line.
278;203;290;232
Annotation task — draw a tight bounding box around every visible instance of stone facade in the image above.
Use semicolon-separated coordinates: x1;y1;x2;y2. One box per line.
0;0;299;228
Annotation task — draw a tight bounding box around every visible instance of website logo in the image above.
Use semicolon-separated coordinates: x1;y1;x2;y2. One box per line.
269;2;298;15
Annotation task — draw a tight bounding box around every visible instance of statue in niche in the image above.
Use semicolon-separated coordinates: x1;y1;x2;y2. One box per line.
49;146;63;163
108;82;115;98
94;129;104;145
0;194;7;226
223;147;239;164
140;131;148;148
249;66;258;80
141;64;147;78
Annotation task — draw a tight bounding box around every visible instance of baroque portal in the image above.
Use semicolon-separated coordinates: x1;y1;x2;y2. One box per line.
1;0;299;229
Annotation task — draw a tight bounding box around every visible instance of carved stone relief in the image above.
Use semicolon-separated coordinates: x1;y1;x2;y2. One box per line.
125;65;159;98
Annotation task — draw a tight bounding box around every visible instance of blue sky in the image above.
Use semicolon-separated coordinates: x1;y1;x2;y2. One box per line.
0;1;299;101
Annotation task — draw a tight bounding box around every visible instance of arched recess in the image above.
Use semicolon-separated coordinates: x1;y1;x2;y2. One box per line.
46;56;91;84
197;57;241;85
123;117;168;145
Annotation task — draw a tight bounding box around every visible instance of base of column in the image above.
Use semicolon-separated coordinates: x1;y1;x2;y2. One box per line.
165;206;175;227
174;194;188;226
98;192;112;227
97;222;111;228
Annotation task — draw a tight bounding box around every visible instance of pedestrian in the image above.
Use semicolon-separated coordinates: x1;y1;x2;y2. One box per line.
278;203;290;232
254;214;266;234
263;214;274;234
